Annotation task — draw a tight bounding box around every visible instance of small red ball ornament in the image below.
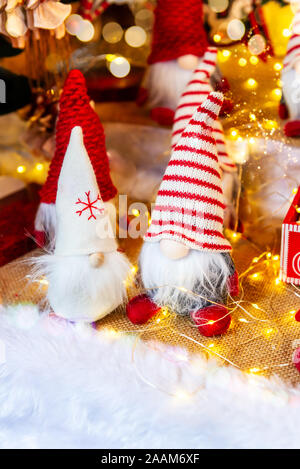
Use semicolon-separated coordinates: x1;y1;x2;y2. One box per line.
191;305;231;337
126;294;161;325
295;309;300;322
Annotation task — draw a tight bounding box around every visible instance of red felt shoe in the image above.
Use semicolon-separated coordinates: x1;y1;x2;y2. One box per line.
126;294;161;325
150;107;175;126
191;304;231;337
284;120;300;138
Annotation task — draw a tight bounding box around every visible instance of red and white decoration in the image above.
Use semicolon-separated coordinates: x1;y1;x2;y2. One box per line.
34;125;131;323
127;93;237;337
35;69;117;248
141;0;211;125
171;47;237;174
146;92;232;252
280;187;300;285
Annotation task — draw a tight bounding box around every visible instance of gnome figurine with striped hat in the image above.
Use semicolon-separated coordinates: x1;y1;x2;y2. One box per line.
127;92;239;337
34;69;117;249
139;0;230;126
172;47;238;228
34;126;131;322
280;1;300;137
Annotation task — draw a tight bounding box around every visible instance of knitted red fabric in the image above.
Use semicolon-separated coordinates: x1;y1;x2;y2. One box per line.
148;0;208;64
40;69;117;205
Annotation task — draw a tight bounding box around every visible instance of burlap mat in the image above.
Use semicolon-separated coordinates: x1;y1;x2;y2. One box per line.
1;236;300;386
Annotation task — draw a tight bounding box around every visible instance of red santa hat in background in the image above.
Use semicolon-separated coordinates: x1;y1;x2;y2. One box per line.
140;0;212;126
148;0;208;65
35;69;117;247
172;47;237;174
145;91;232;252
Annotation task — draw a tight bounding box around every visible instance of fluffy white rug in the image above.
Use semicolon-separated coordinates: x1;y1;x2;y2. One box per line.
0;304;300;449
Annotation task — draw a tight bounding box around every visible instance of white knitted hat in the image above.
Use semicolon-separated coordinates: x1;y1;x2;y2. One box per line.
171;47;237;173
55;126;117;256
283;4;300;72
145;92;232;253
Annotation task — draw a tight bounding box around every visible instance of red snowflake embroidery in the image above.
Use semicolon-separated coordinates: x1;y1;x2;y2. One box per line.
76;191;104;220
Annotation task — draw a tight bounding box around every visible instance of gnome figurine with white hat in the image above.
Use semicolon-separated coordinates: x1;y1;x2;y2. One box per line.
127;92;239;337
34;69;117;249
172;47;238;227
138;0;231;126
34;126;131;322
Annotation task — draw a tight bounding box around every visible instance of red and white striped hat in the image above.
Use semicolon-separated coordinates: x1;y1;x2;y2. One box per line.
145;92;232;253
172;47;237;173
283;4;300;72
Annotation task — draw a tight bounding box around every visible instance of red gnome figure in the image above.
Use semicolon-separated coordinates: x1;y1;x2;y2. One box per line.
138;0;231;126
34;69;117;248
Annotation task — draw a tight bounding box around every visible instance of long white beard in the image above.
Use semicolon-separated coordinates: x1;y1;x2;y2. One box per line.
143;61;193;110
32;251;131;322
140;242;232;316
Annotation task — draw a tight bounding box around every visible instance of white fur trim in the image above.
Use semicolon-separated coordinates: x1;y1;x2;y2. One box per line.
0;304;298;449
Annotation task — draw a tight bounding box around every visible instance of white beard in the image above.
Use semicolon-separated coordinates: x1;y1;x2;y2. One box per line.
143;61;193;110
140;242;232;316
32;251;131;322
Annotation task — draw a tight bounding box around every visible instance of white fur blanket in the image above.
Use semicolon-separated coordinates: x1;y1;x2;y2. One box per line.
0;304;300;449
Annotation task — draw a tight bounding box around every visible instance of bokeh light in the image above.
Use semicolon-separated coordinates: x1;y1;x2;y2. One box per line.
227;19;245;41
249;55;259;65
135;8;154;30
102;22;123;44
208;0;229;13
213;33;222;43
76;20;94;42
109;56;130;78
65;14;82;36
248;34;266;56
125;26;147;48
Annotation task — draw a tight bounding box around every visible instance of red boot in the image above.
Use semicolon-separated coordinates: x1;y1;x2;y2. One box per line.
126;294;161;325
284;120;300;138
191;304;231;337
